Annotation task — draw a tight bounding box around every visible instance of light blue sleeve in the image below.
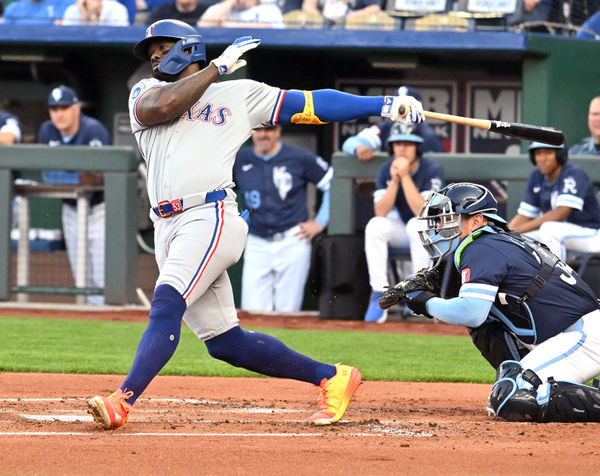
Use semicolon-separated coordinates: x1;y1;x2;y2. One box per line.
342;136;363;155
426;296;492;327
314;189;330;227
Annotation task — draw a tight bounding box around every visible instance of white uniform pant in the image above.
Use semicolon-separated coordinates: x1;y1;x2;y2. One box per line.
241;226;311;312
520;309;600;384
62;202;105;305
525;222;600;261
364;215;430;292
153;195;248;340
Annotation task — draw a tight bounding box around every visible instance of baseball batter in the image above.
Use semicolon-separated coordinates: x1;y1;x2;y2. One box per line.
39;85;111;305
508;142;600;261
233;125;332;312
387;182;600;422
87;19;424;429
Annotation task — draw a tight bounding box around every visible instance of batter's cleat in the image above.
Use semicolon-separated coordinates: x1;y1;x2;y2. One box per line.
309;364;362;425
87;388;135;429
364;291;388;323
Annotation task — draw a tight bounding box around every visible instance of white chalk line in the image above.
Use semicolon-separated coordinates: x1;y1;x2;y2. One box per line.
0;431;396;437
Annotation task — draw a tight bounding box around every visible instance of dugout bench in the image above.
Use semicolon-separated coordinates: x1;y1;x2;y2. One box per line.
320;151;600;319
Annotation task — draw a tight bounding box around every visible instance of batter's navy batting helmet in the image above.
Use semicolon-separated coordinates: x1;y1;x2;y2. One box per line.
417;182;506;266
528;142;568;166
387;124;424;157
133;19;206;76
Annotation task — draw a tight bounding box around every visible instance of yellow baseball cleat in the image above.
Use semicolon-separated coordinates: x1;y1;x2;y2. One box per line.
308;364;362;425
87;388;135;430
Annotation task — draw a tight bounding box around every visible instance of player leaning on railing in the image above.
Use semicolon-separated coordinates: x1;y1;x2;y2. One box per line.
86;19;425;429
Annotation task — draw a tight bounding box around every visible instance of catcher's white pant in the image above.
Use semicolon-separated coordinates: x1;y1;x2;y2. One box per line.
526;221;600;261
153;190;248;340
520;309;600;385
364;215;430;292
241;226;312;312
62;202;105;305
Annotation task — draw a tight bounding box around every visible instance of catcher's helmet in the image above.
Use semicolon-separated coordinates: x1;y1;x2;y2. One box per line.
133;19;206;76
387;123;424;157
528;141;568;166
417;182;506;266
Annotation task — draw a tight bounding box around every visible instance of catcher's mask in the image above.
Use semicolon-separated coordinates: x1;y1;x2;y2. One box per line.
133;19;206;80
417;182;507;266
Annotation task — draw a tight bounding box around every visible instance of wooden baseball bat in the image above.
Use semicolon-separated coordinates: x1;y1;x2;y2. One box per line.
399;107;565;146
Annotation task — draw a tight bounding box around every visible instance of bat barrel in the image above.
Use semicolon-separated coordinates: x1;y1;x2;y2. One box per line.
489;121;565;146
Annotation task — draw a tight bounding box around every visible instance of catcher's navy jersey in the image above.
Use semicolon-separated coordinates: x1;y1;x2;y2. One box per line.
375;157;445;223
234;143;331;237
456;227;599;344
517;163;600;229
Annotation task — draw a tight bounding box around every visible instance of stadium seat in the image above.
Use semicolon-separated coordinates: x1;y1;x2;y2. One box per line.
384;0;452;28
344;10;398;30
282;10;325;29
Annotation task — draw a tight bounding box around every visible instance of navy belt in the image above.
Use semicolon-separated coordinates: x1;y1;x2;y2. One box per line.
152;189;227;218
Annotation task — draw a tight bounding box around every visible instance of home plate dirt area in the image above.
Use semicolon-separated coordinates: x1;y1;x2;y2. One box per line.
0;311;599;475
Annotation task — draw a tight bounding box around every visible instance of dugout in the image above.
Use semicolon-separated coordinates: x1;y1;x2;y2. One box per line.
0;26;598;308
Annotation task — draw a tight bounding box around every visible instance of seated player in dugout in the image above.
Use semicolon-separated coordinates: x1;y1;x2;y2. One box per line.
362;124;445;323
379;182;600;423
86;19;426;430
508;142;600;262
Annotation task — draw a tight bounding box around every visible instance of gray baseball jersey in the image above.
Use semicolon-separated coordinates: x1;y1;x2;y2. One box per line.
128;77;283;339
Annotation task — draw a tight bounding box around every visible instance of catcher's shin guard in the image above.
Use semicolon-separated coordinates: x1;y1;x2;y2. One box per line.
490;360;600;422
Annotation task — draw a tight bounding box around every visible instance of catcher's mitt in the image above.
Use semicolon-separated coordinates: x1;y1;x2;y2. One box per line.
378;267;441;310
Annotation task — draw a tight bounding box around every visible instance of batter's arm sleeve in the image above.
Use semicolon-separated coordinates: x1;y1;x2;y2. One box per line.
278;90;384;124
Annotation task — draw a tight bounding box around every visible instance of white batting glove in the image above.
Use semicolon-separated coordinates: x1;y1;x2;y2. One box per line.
381;95;425;125
210;36;261;75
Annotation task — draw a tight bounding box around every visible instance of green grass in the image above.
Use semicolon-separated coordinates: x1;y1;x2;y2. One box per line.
0;315;496;383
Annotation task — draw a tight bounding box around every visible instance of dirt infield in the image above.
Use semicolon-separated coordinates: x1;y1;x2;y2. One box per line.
0;309;598;475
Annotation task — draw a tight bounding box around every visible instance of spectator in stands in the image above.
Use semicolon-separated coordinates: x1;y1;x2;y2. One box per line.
363;124;445;323
576;10;600;38
148;0;211;24
197;0;283;27
2;0;70;24
508;141;600;262
118;0;137;23
512;0;551;24
570;96;600;155
233;125;331;312
62;0;130;24
38;85;112;305
301;0;381;26
343;86;444;162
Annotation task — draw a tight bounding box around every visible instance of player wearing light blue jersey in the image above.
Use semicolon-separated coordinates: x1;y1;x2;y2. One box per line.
87;19;426;430
234;125;331;312
394;182;600;422
509;142;600;261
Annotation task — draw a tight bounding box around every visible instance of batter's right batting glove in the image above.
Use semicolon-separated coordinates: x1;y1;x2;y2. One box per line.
381;95;424;125
211;36;261;75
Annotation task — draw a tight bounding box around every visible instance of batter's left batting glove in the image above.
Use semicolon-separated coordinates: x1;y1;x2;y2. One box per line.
211;36;261;75
381;95;424;125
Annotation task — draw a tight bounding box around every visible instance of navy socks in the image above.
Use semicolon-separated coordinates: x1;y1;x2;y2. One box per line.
121;284;186;404
205;326;336;386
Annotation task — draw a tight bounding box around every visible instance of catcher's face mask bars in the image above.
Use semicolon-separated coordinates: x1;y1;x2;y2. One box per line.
417;192;461;268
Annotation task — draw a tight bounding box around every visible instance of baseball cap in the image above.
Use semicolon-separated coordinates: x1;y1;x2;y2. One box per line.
397;86;422;103
48;85;79;107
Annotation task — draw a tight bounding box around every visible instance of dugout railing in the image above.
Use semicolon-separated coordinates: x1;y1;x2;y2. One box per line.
0;145;139;305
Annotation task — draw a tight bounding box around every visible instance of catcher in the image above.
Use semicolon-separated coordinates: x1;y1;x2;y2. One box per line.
379;182;600;423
